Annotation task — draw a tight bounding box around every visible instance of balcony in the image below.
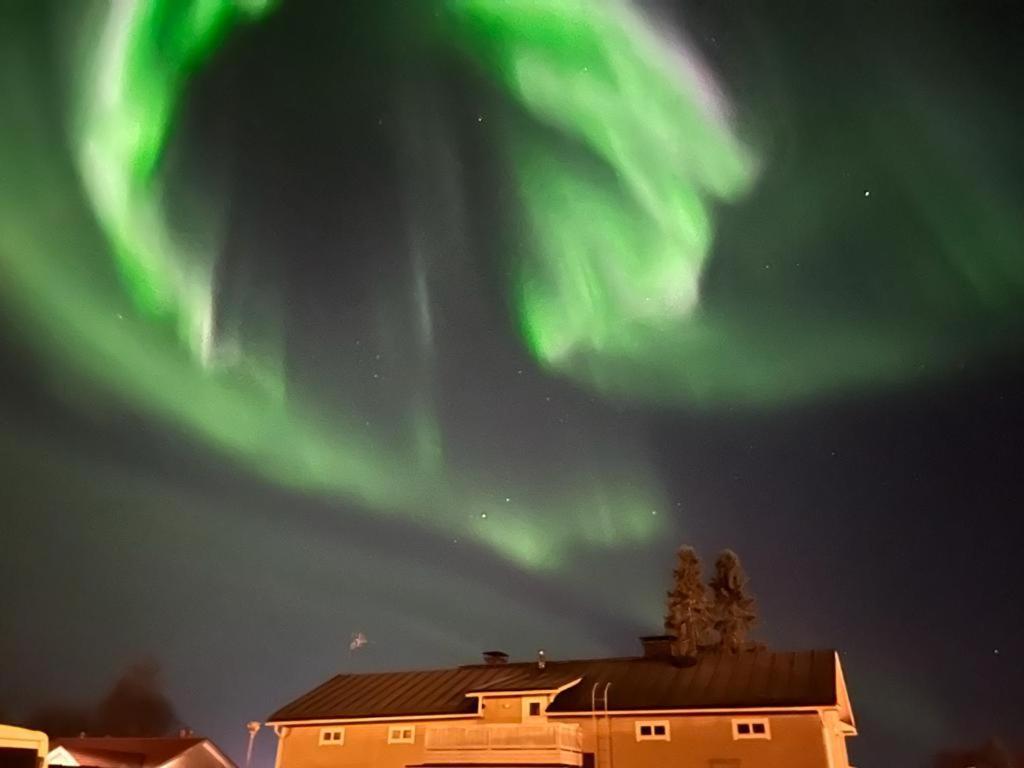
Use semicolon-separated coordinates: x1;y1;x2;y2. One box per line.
424;724;583;766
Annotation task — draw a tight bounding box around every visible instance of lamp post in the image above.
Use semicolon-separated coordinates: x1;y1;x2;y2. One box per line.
245;721;261;768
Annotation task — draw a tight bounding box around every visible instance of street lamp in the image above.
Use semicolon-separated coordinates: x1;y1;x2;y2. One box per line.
245;721;261;768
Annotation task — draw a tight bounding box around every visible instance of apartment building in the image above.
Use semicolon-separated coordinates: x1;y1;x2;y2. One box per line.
266;637;856;768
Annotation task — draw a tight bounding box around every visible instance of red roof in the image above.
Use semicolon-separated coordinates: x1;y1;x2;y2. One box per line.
50;738;223;768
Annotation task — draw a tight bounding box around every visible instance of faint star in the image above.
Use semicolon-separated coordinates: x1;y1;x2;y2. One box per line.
480;512;487;519
863;190;870;197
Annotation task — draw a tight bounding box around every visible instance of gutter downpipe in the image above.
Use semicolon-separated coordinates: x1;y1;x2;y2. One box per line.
603;683;612;768
271;725;289;768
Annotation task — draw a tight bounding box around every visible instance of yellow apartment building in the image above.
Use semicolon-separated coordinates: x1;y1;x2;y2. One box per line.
266;637;856;768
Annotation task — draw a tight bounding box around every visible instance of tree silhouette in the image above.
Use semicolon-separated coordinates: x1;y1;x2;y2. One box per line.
664;546;712;659
95;659;178;737
932;738;1016;768
26;659;178;737
709;549;757;652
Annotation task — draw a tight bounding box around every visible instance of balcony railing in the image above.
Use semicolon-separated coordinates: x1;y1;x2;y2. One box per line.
426;724;583;764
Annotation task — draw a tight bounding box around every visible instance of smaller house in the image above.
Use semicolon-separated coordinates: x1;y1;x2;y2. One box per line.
47;737;236;768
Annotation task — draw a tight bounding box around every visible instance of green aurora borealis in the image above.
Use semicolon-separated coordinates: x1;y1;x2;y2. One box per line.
1;0;672;573
2;0;1023;574
445;1;1024;405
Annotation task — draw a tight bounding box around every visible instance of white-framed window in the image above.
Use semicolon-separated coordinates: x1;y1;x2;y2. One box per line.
634;720;670;741
318;728;345;746
387;725;416;744
732;718;771;740
522;696;547;721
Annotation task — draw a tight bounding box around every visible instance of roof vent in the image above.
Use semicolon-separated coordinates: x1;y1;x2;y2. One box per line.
483;650;509;665
639;635;675;660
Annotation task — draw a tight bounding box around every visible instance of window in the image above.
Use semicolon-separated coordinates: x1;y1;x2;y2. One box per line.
732;718;770;740
522;696;547;721
387;726;415;744
318;728;345;746
634;720;670;741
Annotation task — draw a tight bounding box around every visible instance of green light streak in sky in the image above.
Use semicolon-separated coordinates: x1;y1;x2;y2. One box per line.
0;0;665;577
73;0;275;360
445;0;758;383
4;0;1021;577
445;0;1024;405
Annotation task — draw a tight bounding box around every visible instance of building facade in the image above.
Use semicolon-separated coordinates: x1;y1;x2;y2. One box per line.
267;638;857;768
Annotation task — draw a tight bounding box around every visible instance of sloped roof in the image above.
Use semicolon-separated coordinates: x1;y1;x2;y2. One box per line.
50;738;207;768
547;650;836;711
267;650;838;722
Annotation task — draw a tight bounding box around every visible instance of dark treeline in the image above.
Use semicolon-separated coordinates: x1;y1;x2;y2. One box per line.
23;659;179;737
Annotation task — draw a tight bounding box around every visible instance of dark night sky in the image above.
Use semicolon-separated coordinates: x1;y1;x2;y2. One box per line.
2;2;1023;767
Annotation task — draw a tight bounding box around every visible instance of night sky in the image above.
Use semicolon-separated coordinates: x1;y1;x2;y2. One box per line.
1;2;1023;767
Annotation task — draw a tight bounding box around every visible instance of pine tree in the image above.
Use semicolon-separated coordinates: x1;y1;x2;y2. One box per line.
664;546;712;659
709;549;757;652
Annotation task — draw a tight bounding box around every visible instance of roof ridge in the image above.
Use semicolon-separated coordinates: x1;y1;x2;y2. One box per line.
292;649;839;679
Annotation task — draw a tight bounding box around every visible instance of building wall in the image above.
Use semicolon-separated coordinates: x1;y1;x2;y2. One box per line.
276;708;842;768
276;718;477;768
480;695;525;723
822;710;852;768
559;712;833;768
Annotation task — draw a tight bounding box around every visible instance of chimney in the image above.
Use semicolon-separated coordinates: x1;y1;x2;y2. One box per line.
483;650;509;665
639;635;675;660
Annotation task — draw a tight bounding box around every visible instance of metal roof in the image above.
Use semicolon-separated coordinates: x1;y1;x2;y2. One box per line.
267;650;837;722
